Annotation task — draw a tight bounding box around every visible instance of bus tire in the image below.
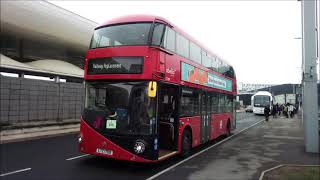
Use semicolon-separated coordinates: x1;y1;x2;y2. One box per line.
181;129;192;158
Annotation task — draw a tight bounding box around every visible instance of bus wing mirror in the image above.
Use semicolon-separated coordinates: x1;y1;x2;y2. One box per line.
148;81;157;98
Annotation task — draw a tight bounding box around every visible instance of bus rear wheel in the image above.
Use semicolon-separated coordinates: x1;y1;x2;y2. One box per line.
181;130;191;158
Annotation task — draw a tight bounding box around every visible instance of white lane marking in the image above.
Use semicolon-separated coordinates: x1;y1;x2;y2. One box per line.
0;168;32;177
146;119;264;180
66;154;90;161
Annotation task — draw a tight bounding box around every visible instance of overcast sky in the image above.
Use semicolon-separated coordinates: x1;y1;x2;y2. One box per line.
50;0;303;85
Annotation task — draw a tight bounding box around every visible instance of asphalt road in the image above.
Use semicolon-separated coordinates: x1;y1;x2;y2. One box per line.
0;112;262;180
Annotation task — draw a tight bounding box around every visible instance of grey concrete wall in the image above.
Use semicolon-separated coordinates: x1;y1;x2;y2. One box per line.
0;76;84;125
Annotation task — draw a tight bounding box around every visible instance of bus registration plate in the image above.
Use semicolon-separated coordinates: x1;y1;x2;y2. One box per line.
96;148;113;156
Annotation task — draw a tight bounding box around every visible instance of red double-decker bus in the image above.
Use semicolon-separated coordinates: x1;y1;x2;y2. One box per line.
79;15;237;163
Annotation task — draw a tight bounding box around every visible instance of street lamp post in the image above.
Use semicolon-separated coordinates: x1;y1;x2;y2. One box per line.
301;0;319;153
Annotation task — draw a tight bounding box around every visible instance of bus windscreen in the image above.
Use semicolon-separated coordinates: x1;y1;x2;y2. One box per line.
90;23;152;49
254;95;270;107
83;81;156;135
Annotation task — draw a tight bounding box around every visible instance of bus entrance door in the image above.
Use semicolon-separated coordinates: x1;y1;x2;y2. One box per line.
201;93;211;143
158;84;179;155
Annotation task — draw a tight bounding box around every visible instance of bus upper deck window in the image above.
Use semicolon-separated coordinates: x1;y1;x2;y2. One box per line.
151;23;165;46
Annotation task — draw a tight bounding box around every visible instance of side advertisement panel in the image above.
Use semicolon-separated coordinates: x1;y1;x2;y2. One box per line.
181;62;232;92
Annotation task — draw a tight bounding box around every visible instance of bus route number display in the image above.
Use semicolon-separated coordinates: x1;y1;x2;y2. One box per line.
88;56;143;74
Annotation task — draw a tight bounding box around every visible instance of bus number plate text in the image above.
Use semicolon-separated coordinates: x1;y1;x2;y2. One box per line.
96;148;113;156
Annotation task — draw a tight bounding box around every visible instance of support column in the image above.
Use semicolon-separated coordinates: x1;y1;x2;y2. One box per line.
19;72;24;78
301;0;319;153
55;76;60;83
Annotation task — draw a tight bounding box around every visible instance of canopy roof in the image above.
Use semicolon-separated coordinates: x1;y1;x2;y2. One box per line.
1;1;97;52
0;54;83;78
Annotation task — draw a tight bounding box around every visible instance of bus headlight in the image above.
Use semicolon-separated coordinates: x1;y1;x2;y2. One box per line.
78;135;83;143
134;140;146;154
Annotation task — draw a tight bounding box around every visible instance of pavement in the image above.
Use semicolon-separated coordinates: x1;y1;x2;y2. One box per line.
0;119;80;144
155;113;320;180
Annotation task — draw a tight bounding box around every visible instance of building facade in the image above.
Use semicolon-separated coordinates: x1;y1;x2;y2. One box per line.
0;1;97;125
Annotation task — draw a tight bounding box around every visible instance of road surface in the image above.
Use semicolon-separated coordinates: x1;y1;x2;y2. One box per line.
0;112;262;180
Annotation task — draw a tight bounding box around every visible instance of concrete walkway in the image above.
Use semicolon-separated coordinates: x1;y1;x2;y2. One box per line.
0;119;79;144
156;115;320;180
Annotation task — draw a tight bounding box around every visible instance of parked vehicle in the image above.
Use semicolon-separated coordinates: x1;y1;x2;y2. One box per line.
245;105;253;113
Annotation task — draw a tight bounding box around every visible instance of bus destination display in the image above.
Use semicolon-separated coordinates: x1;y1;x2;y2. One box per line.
87;57;143;74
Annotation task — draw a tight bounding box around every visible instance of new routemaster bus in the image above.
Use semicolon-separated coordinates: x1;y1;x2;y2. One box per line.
79;15;237;163
252;91;273;115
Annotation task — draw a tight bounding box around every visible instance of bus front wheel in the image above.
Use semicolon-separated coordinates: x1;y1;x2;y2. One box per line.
181;130;192;158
